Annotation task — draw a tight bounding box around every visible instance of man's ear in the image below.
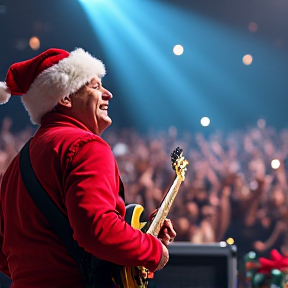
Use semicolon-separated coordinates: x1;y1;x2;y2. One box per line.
58;96;72;108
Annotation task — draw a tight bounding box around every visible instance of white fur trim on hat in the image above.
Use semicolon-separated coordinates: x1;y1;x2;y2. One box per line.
0;82;11;104
21;48;106;125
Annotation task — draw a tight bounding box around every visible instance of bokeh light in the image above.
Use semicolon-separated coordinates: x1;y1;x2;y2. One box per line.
173;44;184;56
15;39;28;51
243;54;253;65
257;119;266;129
249;180;259;191
0;4;7;14
29;36;40;50
248;22;258;33
220;241;227;247
271;159;280;169
248;251;257;259
226;238;235;245
200;117;210;127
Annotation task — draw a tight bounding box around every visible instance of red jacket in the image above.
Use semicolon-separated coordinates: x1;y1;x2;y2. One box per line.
0;111;162;288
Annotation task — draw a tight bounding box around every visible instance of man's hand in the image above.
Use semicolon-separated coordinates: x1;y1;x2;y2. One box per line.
158;219;176;246
155;219;176;271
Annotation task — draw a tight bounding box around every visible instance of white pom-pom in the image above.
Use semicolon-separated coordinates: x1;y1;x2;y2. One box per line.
0;82;11;104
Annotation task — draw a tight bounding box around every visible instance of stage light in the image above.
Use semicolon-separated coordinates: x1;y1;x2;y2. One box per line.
79;0;278;131
271;159;280;169
243;54;253;65
173;44;184;56
200;117;210;127
29;36;40;50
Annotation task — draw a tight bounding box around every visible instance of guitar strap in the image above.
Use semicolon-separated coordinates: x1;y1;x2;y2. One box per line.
19;138;125;287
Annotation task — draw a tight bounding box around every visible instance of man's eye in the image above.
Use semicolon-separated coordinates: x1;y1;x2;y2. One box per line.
93;86;100;90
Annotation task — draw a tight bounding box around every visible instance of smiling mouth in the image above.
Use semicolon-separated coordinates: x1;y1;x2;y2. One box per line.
100;104;108;110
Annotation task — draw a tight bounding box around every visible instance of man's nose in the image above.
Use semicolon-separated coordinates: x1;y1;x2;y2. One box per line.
102;88;113;99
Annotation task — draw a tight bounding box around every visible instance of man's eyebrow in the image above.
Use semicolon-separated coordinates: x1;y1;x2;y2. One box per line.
89;80;101;87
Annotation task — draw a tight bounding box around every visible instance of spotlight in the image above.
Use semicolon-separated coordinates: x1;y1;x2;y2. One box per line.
78;0;102;2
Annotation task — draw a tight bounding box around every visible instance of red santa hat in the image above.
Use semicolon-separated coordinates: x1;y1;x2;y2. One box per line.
0;48;106;124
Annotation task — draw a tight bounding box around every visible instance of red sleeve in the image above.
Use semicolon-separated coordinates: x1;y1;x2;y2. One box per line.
64;139;162;271
0;244;10;278
0;203;10;278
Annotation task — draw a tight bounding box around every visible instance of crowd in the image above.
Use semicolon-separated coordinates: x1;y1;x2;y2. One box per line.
0;117;287;260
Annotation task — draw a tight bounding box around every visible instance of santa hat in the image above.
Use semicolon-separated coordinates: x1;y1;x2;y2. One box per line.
0;48;106;124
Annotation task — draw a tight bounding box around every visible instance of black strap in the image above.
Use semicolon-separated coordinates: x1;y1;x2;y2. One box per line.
19;138;84;267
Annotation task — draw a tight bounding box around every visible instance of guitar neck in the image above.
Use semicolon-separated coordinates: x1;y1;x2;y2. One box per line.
146;175;183;237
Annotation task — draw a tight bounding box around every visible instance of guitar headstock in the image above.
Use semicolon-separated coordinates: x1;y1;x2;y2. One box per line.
170;147;189;181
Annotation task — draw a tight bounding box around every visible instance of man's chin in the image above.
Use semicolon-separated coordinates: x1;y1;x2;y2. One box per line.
106;117;112;127
99;119;112;134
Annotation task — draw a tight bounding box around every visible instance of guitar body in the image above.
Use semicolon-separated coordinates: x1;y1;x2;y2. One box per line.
125;204;147;231
112;204;149;288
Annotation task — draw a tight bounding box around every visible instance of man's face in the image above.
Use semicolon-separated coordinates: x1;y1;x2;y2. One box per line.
69;76;113;135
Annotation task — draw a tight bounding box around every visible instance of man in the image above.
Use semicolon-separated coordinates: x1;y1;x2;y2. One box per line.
0;48;176;288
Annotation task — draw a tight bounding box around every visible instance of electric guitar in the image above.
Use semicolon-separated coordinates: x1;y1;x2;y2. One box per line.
113;147;189;288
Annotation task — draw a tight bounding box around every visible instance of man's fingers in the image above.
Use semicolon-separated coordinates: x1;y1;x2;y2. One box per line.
158;218;177;246
162;219;177;238
159;237;170;246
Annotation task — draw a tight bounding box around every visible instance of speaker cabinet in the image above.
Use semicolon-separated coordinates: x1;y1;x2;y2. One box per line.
150;242;237;288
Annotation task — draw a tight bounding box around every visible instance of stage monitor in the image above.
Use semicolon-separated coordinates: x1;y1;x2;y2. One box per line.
150;242;237;288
